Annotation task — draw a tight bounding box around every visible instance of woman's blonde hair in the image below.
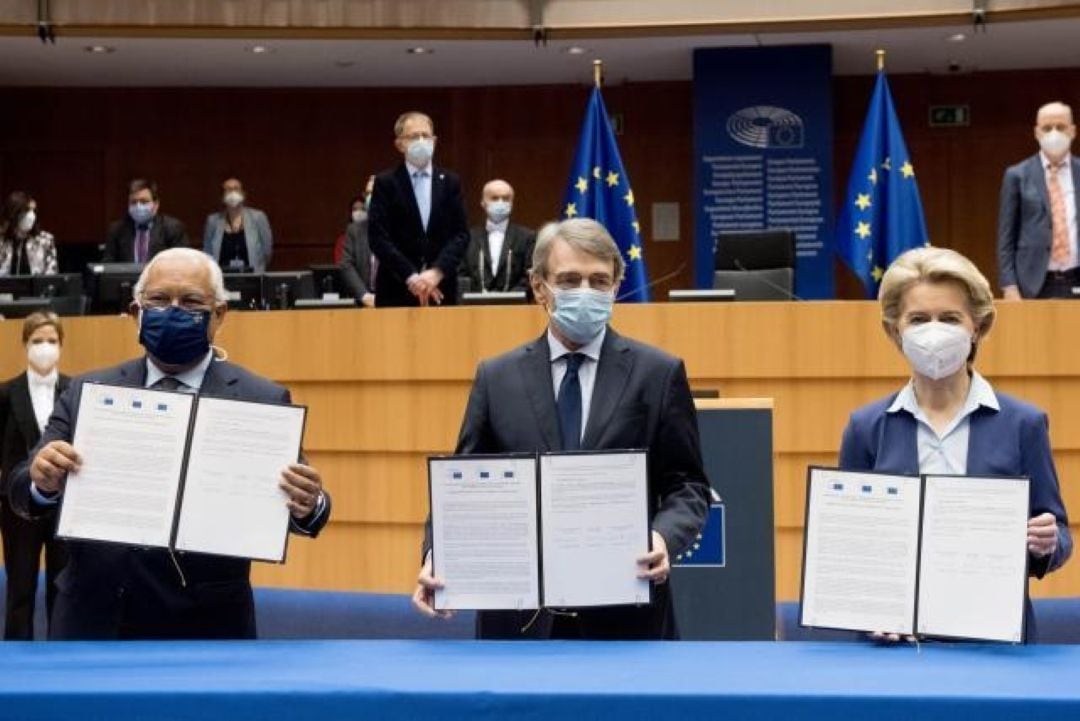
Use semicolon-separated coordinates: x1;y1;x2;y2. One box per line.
879;246;996;338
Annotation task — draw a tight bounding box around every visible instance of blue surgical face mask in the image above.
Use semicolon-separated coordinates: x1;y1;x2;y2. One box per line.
406;138;434;166
139;305;212;367
546;285;614;345
485;200;512;224
129;202;155;225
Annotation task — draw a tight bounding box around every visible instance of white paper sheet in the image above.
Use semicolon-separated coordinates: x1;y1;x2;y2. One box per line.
174;397;304;562
539;451;650;608
430;456;540;611
801;468;921;635
58;383;194;547
916;475;1029;643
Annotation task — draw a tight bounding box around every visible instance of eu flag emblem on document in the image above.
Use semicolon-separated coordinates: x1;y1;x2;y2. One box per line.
835;69;929;297
560;86;650;302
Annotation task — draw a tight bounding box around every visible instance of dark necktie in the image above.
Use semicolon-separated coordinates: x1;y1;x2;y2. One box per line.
135;225;150;264
557;353;584;451
153;376;183;391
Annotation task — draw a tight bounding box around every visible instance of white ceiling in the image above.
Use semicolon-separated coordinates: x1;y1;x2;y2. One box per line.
1;17;1079;86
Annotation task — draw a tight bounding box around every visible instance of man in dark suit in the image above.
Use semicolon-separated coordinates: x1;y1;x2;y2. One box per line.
998;101;1080;299
103;178;189;263
459;179;536;295
8;248;331;640
340;175;376;308
0;312;70;639
413;218;709;640
368;111;469;307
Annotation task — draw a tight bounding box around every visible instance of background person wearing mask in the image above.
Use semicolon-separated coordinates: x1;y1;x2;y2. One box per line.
0;312;70;639
839;247;1071;642
998;101;1080;299
103;178;189;264
368;111;469;307
339;175;377;307
8;248;331;640
203;177;273;273
0;191;58;276
459;179;536;295
413;218;709;640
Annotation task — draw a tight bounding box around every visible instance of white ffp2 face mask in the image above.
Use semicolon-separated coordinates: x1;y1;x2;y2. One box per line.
1040;129;1072;157
18;210;36;233
901;322;972;380
27;341;60;372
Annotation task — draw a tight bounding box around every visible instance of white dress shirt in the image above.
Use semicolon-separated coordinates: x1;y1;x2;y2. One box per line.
144;350;215;392
486;218;508;275
1041;151;1078;271
886;371;1000;475
547;327;606;443
26;368;58;433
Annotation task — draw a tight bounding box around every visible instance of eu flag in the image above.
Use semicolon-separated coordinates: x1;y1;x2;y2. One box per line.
836;70;929;297
561;87;650;302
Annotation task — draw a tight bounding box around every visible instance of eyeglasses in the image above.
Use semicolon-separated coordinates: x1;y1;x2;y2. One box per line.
399;131;433;141
550;273;616;293
140;292;214;312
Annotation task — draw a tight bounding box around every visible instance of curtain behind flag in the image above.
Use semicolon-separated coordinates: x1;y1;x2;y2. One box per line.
560;87;650;302
836;70;930;298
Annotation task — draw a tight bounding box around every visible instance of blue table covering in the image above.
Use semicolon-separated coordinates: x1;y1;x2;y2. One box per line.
0;640;1077;720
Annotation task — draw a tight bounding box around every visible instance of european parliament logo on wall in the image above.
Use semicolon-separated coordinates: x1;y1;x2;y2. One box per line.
726;106;805;149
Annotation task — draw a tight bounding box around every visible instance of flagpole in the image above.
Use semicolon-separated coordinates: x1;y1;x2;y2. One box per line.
876;49;885;72
593;59;603;88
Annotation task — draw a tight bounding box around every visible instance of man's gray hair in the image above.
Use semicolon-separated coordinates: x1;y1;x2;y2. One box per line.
132;247;229;304
394;111;434;137
530;218;626;282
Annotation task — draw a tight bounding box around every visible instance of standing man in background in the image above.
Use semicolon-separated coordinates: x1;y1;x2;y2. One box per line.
103;179;189;264
368;111;469;307
998;101;1080;299
340;175;377;308
459;179;536;295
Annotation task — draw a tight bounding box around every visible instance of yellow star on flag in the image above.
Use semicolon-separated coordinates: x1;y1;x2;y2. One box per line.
564;202;578;218
575;177;589;194
605;171;620;188
900;161;915;178
855;221;871;239
592;166;601;179
624;189;635;207
854;193;872;211
628;245;642;261
868;168;878;185
872;266;885;282
632;220;641;235
881;157;891;171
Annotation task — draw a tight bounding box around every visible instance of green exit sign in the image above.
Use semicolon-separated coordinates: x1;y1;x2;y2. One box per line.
929;105;970;127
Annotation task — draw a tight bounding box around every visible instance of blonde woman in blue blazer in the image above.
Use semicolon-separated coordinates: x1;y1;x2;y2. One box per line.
203;177;273;273
839;247;1071;642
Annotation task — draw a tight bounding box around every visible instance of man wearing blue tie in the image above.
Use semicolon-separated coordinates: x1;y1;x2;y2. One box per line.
368;111;470;307
412;219;710;639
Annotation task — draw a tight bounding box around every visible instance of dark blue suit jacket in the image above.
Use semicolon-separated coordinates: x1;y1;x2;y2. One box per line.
839;388;1072;641
8;357;332;640
423;329;710;640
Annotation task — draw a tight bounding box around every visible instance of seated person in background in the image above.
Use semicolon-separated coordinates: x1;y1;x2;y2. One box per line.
8;248;331;640
0;191;58;276
339;176;376;308
0;312;70;639
459;179;535;294
203;177;273;273
103;178;189;264
333;194;366;264
839;246;1072;642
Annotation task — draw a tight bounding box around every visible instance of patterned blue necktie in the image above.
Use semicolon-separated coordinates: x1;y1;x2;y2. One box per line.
557;353;584;451
412;171;431;230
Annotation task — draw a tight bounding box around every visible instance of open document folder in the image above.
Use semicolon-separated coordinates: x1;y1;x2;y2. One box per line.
800;466;1030;643
429;450;652;611
58;382;307;563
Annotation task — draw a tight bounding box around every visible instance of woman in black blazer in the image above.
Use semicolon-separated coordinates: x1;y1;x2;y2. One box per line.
0;311;69;639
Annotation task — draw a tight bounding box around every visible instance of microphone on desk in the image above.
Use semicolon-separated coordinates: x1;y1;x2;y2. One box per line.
616;262;688;302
